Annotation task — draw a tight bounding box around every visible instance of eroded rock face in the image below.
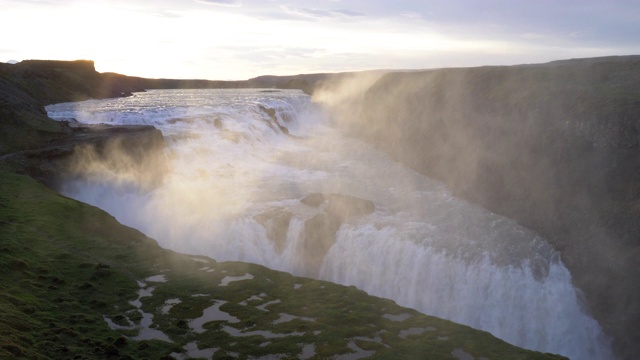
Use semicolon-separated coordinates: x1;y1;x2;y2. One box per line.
254;208;293;254
338;56;640;359
7;124;167;190
301;192;376;220
255;193;375;277
0;60;166;189
258;105;290;135
302;213;342;276
63;124;167;190
325;193;376;222
300;193;325;207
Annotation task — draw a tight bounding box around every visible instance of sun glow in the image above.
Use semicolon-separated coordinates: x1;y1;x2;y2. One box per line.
3;0;631;79
2;2;205;78
2;0;499;79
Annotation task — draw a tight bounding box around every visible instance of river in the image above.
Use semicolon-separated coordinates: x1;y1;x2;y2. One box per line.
46;88;614;359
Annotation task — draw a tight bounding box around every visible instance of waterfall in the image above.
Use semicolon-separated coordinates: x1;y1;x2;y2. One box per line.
321;224;611;359
47;89;614;359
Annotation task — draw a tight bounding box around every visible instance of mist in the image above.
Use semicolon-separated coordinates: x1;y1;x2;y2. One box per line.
44;60;636;359
312;57;640;360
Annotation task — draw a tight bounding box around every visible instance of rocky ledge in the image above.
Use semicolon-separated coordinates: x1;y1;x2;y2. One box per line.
255;193;375;277
1;123;166;190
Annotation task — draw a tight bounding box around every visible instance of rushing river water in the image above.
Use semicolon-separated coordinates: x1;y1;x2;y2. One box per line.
47;89;614;359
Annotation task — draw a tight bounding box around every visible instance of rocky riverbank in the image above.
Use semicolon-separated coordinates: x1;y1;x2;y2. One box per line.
0;123;165;189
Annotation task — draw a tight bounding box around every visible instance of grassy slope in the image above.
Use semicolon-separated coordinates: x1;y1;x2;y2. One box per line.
0;77;69;155
0;172;566;359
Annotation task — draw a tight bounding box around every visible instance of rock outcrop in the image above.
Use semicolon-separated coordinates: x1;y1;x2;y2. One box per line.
0;60;167;187
2;124;166;190
0;74;70;155
333;55;640;359
255;193;375;277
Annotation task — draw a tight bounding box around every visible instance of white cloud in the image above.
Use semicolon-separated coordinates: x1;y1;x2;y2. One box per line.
196;0;241;6
1;0;638;79
279;6;364;20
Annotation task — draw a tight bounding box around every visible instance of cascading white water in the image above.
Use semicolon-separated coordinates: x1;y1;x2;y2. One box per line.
47;89;614;360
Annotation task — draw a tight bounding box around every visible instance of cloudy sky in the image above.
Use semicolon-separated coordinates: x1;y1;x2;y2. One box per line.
1;0;639;80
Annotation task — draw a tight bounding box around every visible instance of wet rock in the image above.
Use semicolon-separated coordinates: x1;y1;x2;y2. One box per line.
301;193;375;218
302;213;342;276
325;194;375;221
258;105;289;135
4;123;166;190
254;208;293;254
302;193;375;276
301;193;325;207
257;193;375;276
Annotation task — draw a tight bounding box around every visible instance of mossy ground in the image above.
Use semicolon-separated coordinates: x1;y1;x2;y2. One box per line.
0;171;566;359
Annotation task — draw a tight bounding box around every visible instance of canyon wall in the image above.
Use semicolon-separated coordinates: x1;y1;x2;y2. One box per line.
331;56;640;359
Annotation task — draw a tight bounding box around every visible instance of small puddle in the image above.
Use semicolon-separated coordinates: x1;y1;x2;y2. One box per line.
219;273;254;286
189;300;240;334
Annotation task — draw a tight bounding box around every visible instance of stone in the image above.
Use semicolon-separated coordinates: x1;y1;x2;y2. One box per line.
254;208;293;254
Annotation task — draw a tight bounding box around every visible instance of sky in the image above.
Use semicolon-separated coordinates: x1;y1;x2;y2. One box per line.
1;0;639;80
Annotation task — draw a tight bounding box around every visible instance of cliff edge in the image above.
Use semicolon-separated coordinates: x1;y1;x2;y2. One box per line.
335;55;640;359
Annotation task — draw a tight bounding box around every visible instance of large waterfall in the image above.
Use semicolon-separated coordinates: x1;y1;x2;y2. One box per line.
47;89;614;359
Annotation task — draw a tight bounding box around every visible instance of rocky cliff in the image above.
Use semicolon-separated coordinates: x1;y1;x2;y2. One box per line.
331;55;640;359
0;60;166;187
